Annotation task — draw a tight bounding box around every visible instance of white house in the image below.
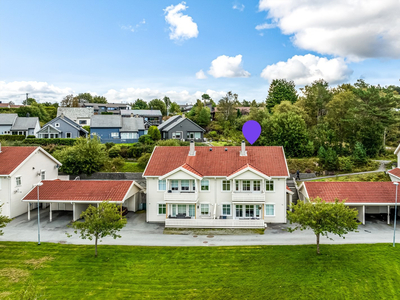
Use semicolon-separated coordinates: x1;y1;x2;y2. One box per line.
143;141;291;228
0;144;61;218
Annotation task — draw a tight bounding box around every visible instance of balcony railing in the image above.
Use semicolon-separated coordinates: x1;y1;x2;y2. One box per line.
164;192;198;202
232;192;265;202
165;218;265;228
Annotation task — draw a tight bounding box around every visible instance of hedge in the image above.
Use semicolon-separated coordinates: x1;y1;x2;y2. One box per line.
0;135;26;141
22;138;77;146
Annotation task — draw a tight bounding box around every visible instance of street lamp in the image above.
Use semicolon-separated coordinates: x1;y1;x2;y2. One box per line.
394;182;399;247
33;182;43;245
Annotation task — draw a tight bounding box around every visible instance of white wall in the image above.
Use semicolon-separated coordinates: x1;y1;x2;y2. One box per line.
0;176;11;217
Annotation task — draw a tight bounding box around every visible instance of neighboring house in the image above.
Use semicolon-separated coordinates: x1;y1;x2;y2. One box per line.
80;102;130;115
36;115;88;139
158;115;205;141
298;181;400;225
179;104;194;113
388;143;400;182
0;114;41;137
0;145;61;218
0;101;25;109
143;141;291;228
57;107;94;126
90;115;145;143
121;110;162;128
22;180;144;222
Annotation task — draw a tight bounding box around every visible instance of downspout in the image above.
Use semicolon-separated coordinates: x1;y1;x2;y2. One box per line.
8;175;11;217
214;176;217;219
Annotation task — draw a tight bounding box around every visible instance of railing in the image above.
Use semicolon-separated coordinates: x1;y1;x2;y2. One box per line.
164;192;198;202
232;192;265;202
165;218;265;228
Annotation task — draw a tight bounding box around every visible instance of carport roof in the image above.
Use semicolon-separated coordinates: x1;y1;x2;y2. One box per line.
23;180;138;202
388;168;400;179
303;182;398;204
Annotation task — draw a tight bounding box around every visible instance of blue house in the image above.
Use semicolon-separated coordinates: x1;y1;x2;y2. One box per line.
36;114;88;138
90;115;146;143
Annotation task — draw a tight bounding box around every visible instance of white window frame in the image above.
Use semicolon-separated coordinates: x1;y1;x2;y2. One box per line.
265;180;274;192
40;170;46;181
157;180;166;191
265;204;275;216
221;203;232;216
65;132;72;138
171;180;179;191
221;180;231;192
157;203;166;215
181;180;190;191
253;180;261;192
111;132;119;138
200;204;210;216
200;179;210;192
15;176;21;187
55;123;60;128
242;180;251;191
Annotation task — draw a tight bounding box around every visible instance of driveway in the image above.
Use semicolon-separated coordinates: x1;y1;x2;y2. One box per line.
1;208;398;247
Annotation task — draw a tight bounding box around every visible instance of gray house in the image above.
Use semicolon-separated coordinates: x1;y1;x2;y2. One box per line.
121;110;162;128
36;115;88;139
0;114;40;137
158;115;205;141
57;107;94;126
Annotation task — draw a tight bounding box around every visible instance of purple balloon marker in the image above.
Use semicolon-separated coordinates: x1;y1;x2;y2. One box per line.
242;120;261;145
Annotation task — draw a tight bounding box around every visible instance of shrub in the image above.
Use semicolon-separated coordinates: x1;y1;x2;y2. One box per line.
26;135;36;139
82;126;90;134
108;146;121;158
105;142;115;150
0;135;25;141
148;126;161;141
338;156;353;172
156;139;181;146
22;138;76;146
102;157;125;172
138;134;154;145
137;153;151;169
318;146;338;171
119;146;129;158
352;142;368;165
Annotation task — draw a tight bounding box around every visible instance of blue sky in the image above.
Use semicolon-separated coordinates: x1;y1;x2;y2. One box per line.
1;0;400;104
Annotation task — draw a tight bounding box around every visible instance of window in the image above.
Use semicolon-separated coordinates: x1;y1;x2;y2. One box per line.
178;205;186;214
266;180;274;191
175;132;181;139
195;132;201;139
253;181;261;191
265;204;275;216
66;132;72;138
121;132;139;139
172;132;176;138
158;204;166;215
111;132;119;138
256;205;261;218
201;204;210;216
245;205;254;218
192;180;196;191
222;180;231;191
222;204;231;216
171;204;177;216
41;170;46;181
242;180;251;191
201;180;209;191
79;120;87;125
236;205;243;218
16;176;21;186
171;180;179;191
235;181;239;191
158;180;166;191
181;180;189;191
189;205;195;217
55;123;60;127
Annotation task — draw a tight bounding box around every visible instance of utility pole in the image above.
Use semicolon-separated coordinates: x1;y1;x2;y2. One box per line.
26;93;29;102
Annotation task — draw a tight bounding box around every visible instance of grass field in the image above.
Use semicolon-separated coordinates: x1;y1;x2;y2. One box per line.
119;162;144;172
1;242;400;299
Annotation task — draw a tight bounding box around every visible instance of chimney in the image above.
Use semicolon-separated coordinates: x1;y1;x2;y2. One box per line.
240;140;247;156
189;140;196;156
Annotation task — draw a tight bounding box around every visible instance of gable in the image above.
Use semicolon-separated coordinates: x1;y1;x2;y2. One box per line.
229;169;266;180
164;118;204;133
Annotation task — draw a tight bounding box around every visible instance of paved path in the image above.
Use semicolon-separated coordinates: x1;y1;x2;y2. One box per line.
0;209;397;247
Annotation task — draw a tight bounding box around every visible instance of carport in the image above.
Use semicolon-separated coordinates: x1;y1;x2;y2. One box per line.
298;181;399;225
22;179;144;222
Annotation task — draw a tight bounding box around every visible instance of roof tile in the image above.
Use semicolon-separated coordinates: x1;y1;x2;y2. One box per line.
0;146;37;175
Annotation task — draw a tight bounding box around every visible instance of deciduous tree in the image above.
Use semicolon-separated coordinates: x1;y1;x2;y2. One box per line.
132;99;148;110
148;126;161;141
148;99;167;116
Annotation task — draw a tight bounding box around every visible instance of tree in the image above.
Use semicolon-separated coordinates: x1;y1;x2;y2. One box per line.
318;146;338;171
76;93;93;103
138;134;154;145
148;126;161;141
216;91;238;122
60;94;79;107
132;99;148;109
163;96;171;115
16;103;51;123
169;102;181;115
196;107;211;127
287;198;359;254
352;142;367;165
93;96;107;104
53;137;108;175
22;97;37;105
148;99;167;116
266;79;298;112
69;202;127;257
0;204;11;236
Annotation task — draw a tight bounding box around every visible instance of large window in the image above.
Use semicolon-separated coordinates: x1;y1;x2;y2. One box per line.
266;180;274;191
201;204;210;216
201;180;209;191
79;120;87;125
16;176;21;186
121;132;139;139
245;205;254;218
195;132;201;139
181;180;189;191
189;205;195;217
253;180;261;191
222;180;231;191
171;180;179;191
235;205;243;218
242;180;251;191
178;205;186;214
158;180;166;191
158;204;166;215
265;204;275;216
111;132;119;138
222;204;231;216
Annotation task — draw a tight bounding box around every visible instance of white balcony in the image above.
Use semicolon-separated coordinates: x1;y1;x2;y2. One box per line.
164;192;199;203
232;192;265;203
165;218;265;228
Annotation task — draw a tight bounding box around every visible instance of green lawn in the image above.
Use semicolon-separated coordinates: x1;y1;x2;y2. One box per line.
119;162;144;172
1;243;400;299
312;172;390;182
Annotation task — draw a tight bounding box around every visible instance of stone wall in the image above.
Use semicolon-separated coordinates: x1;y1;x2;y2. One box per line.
289;173;316;180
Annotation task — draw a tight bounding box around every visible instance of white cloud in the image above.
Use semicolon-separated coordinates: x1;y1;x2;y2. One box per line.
260;54;353;85
104;88;226;104
0;81;73;104
164;2;198;41
232;4;245;11
121;19;146;32
208;55;250;78
258;0;400;60
255;23;276;30
195;69;207;79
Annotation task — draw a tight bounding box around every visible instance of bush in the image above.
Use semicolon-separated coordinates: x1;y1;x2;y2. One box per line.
352;142;368;165
318;146;338;171
22;138;76;146
26;135;36;139
137;153;151;169
148;126;161;141
102;157;125;172
156;139;181;146
82;126;90;134
338;156;353;172
138;134;154;145
0;135;25;141
105;142;115;150
108;145;121;158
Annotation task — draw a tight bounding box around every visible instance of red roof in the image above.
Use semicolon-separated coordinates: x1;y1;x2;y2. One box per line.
388;168;400;179
0;103;24;108
0;146;38;175
23;180;134;202
304;182;398;204
144;146;289;177
181;163;203;177
286;185;292;192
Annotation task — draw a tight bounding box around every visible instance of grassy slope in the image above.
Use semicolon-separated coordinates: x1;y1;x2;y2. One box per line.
119;162;144;172
313;172;390;182
1;243;400;299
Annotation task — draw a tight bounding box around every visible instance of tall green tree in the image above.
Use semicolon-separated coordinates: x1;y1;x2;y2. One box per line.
163;96;171;115
92;96;107;103
76;93;93;103
0;204;11;236
132;99;148;109
22;97;37;105
266;79;298;112
169;102;181;115
216;91;238;122
287;198;359;254
148;99;167;116
148;126;161;141
16;103;51;123
69;202;127;257
196;107;211;127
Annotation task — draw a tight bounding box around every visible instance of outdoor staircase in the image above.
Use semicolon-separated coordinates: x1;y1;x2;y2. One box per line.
287;179;299;204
